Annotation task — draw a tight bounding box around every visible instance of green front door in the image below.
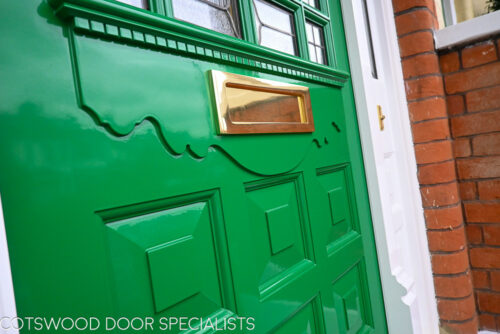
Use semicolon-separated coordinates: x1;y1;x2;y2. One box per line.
0;0;387;333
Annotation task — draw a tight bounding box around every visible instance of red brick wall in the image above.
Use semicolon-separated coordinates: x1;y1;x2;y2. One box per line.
393;1;483;333
440;37;500;332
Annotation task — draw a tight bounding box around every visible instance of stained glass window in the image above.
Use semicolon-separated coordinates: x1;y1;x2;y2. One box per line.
253;0;297;56
172;0;241;38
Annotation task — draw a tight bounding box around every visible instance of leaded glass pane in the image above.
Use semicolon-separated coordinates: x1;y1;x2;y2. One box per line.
253;0;297;56
172;0;241;38
308;43;316;63
302;0;319;9
115;0;148;9
306;21;326;64
315;47;324;64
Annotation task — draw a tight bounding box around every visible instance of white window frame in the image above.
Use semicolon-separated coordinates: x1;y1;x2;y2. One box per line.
442;0;458;26
436;9;500;49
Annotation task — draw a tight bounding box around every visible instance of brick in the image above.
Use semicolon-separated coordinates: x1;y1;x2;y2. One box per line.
466;224;482;244
434;273;473;298
405;76;444;100
479;314;496;331
459;182;477;200
492;271;500;291
457;156;500;179
446;95;465;116
444;62;500;94
395;9;436;36
428;226;466;251
472;270;489;289
478;180;500;200
414;140;453;164
451;110;500;137
472;133;500;156
402;53;440;79
437;294;476;321
440;52;460;73
412;119;450;143
453;138;471;157
425;205;463;229
465;202;500;223
477;291;500;313
399;31;435;58
432;249;469;274
420;182;459;207
393;0;435;13
466;86;500;112
418;161;456;184
461;41;498;68
443;317;479;334
484;225;500;246
470;247;500;268
409;97;447;122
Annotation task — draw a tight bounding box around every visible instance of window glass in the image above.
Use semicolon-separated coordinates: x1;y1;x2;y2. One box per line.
302;0;319;9
439;0;498;27
253;0;297;56
361;0;377;78
305;21;326;64
172;0;241;38
115;0;148;9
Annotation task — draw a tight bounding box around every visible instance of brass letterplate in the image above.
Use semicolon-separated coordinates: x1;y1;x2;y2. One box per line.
210;70;315;134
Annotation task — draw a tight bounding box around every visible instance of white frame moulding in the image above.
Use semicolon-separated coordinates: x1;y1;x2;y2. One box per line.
341;0;440;333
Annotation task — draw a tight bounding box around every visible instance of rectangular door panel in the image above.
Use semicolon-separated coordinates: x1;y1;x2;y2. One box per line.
100;190;236;331
244;173;316;301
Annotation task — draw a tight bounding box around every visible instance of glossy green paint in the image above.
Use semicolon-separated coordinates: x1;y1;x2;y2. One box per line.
0;0;387;333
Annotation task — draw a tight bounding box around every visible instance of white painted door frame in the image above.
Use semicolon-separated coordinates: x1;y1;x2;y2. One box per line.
0;195;18;334
341;0;439;333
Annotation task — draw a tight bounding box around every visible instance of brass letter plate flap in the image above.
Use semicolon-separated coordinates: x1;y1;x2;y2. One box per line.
210;70;315;134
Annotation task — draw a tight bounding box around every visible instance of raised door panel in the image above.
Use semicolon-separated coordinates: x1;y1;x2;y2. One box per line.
100;190;236;331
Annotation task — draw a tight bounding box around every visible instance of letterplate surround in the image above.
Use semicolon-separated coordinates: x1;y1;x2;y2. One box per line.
210;70;315;135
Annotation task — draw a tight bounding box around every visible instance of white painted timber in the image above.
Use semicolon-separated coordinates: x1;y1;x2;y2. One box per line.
341;0;440;333
436;10;500;49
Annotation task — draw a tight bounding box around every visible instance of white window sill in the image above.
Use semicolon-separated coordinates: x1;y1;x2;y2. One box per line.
435;10;500;50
